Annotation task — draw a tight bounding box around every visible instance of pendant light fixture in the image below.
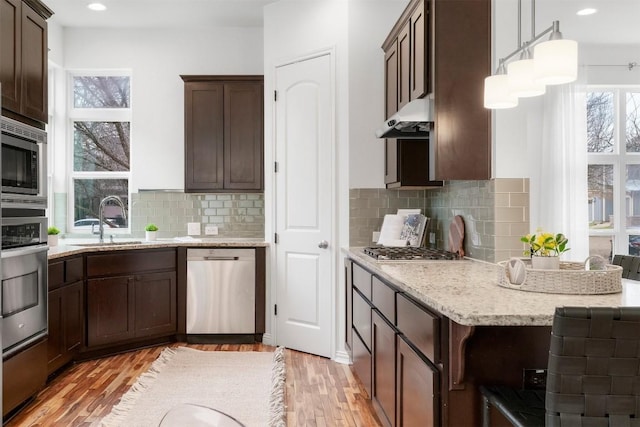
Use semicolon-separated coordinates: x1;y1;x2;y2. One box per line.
484;60;519;109
484;0;578;109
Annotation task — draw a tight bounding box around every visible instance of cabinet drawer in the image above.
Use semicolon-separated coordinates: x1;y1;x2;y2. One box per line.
353;288;372;351
87;249;176;277
48;261;64;290
352;329;372;398
372;277;396;324
397;293;440;363
352;263;372;300
66;257;84;283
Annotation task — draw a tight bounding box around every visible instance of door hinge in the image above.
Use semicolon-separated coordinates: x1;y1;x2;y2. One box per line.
274;304;278;316
274;233;279;244
274;161;279;173
274;90;277;101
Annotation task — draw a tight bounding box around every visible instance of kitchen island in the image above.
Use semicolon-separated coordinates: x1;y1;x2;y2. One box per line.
344;248;640;426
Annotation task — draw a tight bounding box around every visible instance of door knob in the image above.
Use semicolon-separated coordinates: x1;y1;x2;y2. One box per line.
318;240;329;249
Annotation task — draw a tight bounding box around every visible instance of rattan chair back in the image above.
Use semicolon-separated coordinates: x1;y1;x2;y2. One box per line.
546;307;640;426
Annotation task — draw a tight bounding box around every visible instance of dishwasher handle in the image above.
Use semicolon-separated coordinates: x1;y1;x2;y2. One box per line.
203;256;240;261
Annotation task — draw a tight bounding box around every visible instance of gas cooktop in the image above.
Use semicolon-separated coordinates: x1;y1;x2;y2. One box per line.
363;246;460;261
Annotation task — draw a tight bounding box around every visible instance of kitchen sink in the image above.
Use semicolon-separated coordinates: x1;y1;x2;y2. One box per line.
72;240;142;247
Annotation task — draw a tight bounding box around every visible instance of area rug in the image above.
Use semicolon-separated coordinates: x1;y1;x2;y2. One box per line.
100;347;286;427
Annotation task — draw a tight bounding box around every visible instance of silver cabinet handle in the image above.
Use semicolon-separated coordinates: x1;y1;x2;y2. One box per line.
318;240;329;249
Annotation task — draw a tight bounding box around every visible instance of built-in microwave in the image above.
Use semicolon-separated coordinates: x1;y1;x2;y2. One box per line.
0;116;47;209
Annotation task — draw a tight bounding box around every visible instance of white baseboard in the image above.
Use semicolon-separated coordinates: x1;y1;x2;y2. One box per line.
333;349;351;365
261;332;274;346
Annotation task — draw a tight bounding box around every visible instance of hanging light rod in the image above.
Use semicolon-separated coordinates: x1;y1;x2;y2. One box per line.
586;62;639;71
498;21;563;65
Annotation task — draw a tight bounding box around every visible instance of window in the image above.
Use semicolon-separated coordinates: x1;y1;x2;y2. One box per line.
588;87;640;258
69;73;131;233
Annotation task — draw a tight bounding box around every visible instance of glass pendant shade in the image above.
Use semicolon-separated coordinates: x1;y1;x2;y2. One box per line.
507;58;546;97
484;74;518;109
533;39;578;85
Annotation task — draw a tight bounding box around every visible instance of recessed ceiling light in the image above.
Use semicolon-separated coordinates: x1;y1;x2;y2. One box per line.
87;2;107;11
576;8;597;16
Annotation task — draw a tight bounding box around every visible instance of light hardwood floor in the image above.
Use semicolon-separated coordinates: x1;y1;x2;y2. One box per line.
5;344;381;427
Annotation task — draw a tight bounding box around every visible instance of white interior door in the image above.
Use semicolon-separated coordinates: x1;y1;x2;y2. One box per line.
274;53;333;358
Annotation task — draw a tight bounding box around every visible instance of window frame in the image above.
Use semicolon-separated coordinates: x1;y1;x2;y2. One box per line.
67;70;133;235
588;85;640;256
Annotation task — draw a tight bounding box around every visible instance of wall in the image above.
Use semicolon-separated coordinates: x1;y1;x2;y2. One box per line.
350;179;530;262
59;26;264;192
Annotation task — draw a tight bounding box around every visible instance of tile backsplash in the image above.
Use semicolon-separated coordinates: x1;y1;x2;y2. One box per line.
349;179;529;263
53;191;264;239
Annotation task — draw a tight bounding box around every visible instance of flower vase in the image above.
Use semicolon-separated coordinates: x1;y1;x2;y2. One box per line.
146;231;157;241
531;255;560;270
48;235;59;247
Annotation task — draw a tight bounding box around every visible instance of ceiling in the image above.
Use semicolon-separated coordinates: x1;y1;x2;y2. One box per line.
43;0;640;46
43;0;279;28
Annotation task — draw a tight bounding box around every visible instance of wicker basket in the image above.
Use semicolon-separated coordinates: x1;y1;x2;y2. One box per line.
497;257;622;295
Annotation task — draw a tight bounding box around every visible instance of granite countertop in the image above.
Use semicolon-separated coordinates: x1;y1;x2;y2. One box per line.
48;237;268;259
346;247;640;327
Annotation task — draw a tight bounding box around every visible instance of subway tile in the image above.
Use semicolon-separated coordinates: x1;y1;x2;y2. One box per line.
495;207;526;222
494;193;510;208
493;178;526;193
509;193;530;207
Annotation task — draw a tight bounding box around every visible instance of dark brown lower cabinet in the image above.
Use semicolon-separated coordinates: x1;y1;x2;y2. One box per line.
396;335;439;426
87;271;177;348
372;309;397;427
352;330;372;398
3;338;47;417
47;281;83;375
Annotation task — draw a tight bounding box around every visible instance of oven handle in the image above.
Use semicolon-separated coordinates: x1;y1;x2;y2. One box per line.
1;244;49;259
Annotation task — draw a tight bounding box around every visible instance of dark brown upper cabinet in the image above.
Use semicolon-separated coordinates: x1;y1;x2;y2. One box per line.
0;0;52;128
432;0;491;180
182;76;264;193
382;0;491;182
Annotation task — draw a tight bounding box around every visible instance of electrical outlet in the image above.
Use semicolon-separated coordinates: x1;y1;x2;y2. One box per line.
372;231;381;242
187;222;200;235
523;369;547;390
205;225;218;235
429;232;436;244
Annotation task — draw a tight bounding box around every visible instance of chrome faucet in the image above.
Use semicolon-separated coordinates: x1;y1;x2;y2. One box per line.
98;195;127;243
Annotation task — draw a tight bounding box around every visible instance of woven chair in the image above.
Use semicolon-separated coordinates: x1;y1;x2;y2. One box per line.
479;306;640;427
612;254;640;279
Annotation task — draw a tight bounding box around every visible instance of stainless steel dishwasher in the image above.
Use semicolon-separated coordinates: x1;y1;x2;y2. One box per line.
186;248;255;334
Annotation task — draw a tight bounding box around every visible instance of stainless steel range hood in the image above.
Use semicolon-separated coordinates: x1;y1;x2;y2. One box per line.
375;97;433;139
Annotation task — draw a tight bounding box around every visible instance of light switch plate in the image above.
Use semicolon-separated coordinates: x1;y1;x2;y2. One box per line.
205;225;218;235
187;222;200;235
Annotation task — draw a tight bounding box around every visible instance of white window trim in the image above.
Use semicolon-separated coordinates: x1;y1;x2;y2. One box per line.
588;85;640;255
67;70;132;235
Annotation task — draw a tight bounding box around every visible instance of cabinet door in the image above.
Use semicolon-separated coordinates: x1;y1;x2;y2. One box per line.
63;281;84;354
87;276;135;347
20;2;47;123
224;82;263;190
410;0;428;99
47;287;63;372
0;0;21;114
372;310;397;427
345;259;353;352
397;21;410;110
134;271;177;337
384;40;399;118
396;336;439;427
352;328;372;398
184;81;224;191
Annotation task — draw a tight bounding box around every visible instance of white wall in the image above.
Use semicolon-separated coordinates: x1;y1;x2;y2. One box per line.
348;0;408;189
59;26;263;192
582;45;640;85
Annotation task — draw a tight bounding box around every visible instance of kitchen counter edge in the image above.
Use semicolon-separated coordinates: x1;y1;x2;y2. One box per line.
49;239;269;259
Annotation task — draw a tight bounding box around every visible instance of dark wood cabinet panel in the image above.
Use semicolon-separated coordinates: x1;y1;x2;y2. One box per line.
47;286;63;370
184;81;224;191
87;276;135;347
372;277;396;324
397;22;410;111
352;262;372;300
410;1;428;99
182;75;264;193
3;338;47;417
387;139;443;189
353;329;372;398
372;310;397;427
384;40;398;119
133;271;177;337
224;82;263;191
0;0;50;127
433;0;491;179
64;281;84;354
345;259;353;352
86;248;176;278
353;288;372;351
397;293;439;363
0;0;21;114
396;336;439;427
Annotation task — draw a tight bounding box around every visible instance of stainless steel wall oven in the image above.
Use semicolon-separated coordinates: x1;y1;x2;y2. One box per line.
0;213;48;357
